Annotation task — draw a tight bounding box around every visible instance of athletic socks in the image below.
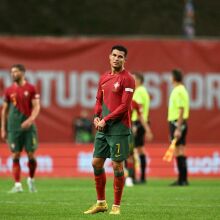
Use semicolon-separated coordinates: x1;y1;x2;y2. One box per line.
12;158;21;182
126;160;135;178
139;154;146;181
176;156;188;183
94;168;125;205
113;170;125;206
28;158;37;178
94;168;106;200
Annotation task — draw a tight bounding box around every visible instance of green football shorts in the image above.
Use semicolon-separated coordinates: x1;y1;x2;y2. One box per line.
128;133;135;155
93;131;130;161
7;127;38;153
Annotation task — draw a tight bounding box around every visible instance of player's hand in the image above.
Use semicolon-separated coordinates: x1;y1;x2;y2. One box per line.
21;119;33;129
1;129;7;141
94;117;102;131
97;119;106;127
94;117;104;131
132;125;137;135
94;117;100;127
97;119;106;130
146;131;153;142
174;128;181;140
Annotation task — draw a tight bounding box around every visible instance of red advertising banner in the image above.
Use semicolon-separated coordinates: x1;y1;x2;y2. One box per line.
0;37;220;143
0;143;220;178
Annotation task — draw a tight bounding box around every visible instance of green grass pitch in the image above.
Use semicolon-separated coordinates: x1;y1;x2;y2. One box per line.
0;178;219;220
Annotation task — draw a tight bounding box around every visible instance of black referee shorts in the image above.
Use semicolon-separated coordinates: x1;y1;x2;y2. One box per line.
132;121;145;148
169;121;188;146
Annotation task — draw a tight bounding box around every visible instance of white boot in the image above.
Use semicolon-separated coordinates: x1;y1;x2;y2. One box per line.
27;177;37;192
125;177;134;187
8;182;23;193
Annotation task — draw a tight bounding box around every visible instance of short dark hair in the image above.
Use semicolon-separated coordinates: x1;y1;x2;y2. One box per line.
172;69;183;82
111;45;128;57
11;64;26;73
133;72;144;84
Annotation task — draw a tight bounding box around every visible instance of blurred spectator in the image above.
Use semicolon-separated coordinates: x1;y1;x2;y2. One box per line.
183;0;195;39
73;110;94;143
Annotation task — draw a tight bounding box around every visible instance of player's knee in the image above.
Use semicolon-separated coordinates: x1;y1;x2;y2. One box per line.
92;158;104;170
27;152;35;160
112;161;123;172
175;145;185;156
12;152;20;160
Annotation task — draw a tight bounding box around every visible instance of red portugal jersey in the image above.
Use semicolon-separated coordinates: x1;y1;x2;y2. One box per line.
4;81;40;131
94;69;135;135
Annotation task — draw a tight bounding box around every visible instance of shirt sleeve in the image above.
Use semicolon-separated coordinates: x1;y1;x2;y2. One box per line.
176;92;185;108
133;89;144;104
30;86;40;100
104;75;135;122
94;79;103;118
3;89;10;103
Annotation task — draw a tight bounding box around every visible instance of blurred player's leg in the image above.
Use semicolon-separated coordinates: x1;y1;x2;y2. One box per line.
125;134;135;187
177;155;188;185
171;144;189;186
125;156;134;187
135;146;147;183
182;156;188;183
27;152;38;192
134;123;147;183
139;154;146;182
9;154;23;193
12;158;21;183
28;158;37;178
7;135;23;193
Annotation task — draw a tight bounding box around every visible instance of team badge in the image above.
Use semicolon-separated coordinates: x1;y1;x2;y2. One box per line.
11;143;15;149
10;93;17;106
10;93;16;98
114;82;120;89
24;91;29;97
35;94;40;99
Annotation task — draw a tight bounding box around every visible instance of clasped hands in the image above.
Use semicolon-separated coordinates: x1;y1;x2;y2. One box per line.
94;117;106;131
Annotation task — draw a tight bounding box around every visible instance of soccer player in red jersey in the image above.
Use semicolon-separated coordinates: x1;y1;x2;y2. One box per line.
1;64;40;193
84;45;135;215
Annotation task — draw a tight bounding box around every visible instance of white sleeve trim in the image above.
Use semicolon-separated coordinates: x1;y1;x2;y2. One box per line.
125;88;134;92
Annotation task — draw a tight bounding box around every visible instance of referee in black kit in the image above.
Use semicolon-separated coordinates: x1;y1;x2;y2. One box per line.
168;69;190;186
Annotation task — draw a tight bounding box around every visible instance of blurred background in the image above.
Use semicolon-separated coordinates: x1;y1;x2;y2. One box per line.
0;0;219;178
0;0;219;37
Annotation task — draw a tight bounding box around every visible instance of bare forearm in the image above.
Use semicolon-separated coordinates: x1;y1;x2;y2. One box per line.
145;122;152;134
1;103;8;140
176;108;184;128
1;104;8;131
29;105;40;122
139;115;148;132
1;112;7;131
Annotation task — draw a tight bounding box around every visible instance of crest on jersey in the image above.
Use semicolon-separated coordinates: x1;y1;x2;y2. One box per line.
10;93;17;106
10;93;16;98
114;82;120;89
11;143;15;150
35;94;40;99
24;91;29;97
